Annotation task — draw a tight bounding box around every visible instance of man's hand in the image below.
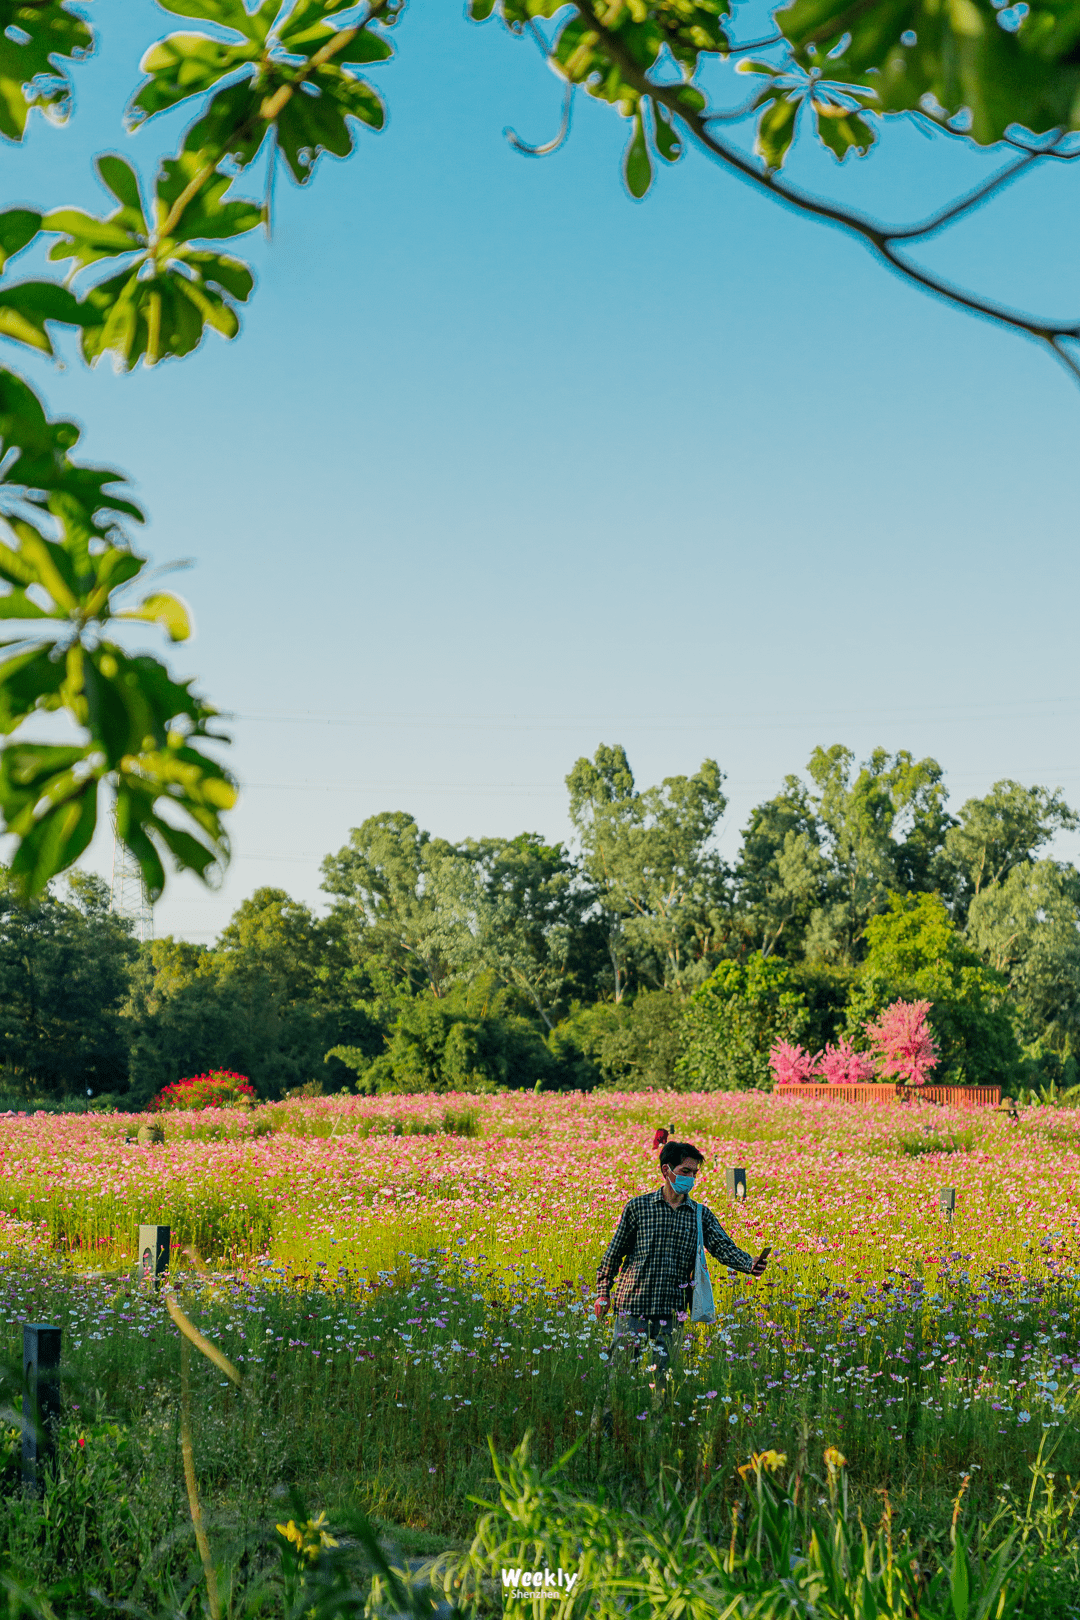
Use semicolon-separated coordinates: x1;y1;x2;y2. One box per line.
749;1247;771;1280
594;1297;610;1321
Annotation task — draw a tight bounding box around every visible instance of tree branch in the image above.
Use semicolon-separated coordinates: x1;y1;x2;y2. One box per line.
886;145;1044;243
568;1;1080;378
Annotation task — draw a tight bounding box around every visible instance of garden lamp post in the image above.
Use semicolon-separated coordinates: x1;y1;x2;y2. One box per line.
726;1168;747;1201
22;1323;61;1494
139;1224;171;1289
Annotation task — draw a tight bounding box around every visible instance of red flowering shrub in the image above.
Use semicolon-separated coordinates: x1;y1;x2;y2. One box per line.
153;1071;255;1111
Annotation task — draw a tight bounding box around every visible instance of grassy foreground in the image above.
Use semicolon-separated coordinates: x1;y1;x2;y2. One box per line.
2;1090;1080;1614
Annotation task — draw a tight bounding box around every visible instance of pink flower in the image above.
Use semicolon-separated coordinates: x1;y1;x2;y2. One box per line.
865;999;939;1087
769;1040;816;1086
813;1037;876;1086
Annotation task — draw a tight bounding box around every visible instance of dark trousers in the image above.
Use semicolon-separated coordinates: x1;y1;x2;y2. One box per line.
592;1314;678;1434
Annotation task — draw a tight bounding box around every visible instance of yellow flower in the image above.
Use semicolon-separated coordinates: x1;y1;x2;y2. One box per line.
276;1512;340;1564
738;1449;789;1481
823;1447;847;1471
276;1519;303;1550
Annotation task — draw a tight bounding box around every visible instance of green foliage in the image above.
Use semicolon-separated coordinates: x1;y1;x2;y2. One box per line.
322;812;460;998
733;774;827;960
0;870;135;1095
125;887;370;1104
566;744;728;997
45;153;259;369
779;0;1080;146
801;745;951;965
786;960;858;1052
967;860;1080;1052
431;832;602;1030
548;990;685;1090
0;0;403;897
944;781;1078;923
847;891;1020;1087
333;973;552;1094
0;372;234;900
677;954;809;1090
130;0;397;184
434;1435;1027;1619
0;1;92;144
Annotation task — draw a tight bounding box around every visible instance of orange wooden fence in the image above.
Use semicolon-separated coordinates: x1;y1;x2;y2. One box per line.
776;1082;1001;1108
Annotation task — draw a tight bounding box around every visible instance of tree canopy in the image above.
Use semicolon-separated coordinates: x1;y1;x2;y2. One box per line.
0;1;1074;906
5;741;1079;1103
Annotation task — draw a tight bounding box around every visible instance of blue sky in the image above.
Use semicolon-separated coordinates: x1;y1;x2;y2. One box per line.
9;0;1080;938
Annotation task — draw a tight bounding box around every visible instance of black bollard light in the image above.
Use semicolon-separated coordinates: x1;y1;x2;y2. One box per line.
726;1167;747;1201
940;1188;956;1220
22;1323;61;1494
138;1224;171;1289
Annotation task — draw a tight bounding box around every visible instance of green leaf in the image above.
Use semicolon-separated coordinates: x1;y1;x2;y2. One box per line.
780;0;1080;144
277;4;394;60
129;33;260;125
813;100;877;161
12;525;79;611
114;733;237;902
0;745;99;897
624;108;652;199
550;2;729;112
95;154;148;226
274;66;386;184
675;85;707;114
157;154;264;241
154;0;278;41
0;590;50;622
0;282;89;356
0;0;93;144
652;99;682;163
0;372;142;533
469;0;498;16
74;250;254;370
950;1527;971;1620
0;209;41;273
0;645;68;735
44;209;146;273
184;250;254;302
755;91;800;171
179;80;269;171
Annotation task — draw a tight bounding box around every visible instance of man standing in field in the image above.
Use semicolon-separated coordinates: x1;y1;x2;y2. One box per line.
591;1140;769;1431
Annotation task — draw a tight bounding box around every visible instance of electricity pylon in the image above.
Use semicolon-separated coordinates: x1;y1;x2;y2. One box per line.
110;814;154;943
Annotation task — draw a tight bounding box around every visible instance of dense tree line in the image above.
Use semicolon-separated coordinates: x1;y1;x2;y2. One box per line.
4;744;1078;1106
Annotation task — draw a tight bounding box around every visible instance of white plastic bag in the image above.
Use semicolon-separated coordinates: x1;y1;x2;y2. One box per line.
690;1199;716;1324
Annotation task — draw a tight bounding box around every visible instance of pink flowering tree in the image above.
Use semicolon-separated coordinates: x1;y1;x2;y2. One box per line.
769;1039;817;1086
865;1000;939;1087
814;1037;877;1085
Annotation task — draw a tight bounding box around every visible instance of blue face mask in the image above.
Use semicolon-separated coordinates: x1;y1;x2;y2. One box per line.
672;1172;695;1194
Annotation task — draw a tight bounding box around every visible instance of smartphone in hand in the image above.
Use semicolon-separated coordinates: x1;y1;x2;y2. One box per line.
753;1246;772;1270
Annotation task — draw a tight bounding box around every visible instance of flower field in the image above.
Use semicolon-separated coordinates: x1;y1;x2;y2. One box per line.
4;1090;1080;1611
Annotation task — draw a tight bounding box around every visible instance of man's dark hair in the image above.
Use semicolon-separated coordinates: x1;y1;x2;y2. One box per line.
659;1140;704;1171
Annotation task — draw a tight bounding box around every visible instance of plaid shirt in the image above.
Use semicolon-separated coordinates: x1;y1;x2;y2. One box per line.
596;1188;754;1319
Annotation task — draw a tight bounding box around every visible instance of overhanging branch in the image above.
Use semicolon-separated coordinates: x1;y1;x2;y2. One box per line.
559;1;1080;382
